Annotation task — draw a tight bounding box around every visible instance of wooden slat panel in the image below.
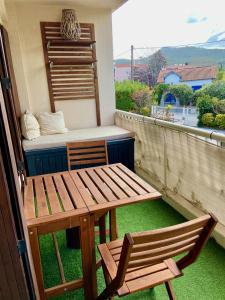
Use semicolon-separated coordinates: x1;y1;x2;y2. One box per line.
62;172;86;209
43;176;62;214
132;227;203;253
118;163;157;193
40;21;101;125
54;95;96;101
53;174;74;211
70;152;106;160
86;169;117;202
70;171;96;206
131;215;210;244
24;178;35;219
34;177;49;217
70;158;106;166
127;244;195;269
125;269;174;294
103;166;137;197
125;262;167;282
68;146;106;155
110;165;146;195
78;170;107;203
95;168;126;199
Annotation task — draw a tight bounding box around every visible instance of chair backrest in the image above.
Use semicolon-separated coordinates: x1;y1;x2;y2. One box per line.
66;140;108;170
115;214;217;287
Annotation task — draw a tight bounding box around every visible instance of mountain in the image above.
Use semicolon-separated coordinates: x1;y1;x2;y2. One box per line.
114;46;225;67
161;46;225;66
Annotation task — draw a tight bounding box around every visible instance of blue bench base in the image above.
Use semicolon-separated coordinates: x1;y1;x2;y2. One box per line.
24;138;135;176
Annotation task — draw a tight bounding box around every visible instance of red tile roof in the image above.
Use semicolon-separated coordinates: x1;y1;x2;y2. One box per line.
157;65;217;83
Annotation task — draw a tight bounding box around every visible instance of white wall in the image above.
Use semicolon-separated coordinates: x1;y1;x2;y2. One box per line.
165;73;212;88
4;2;115;129
182;79;212;87
115;66;130;81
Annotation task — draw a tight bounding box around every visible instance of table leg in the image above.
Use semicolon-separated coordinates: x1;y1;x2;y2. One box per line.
80;215;97;300
109;209;118;241
99;214;106;244
28;227;45;300
66;227;80;249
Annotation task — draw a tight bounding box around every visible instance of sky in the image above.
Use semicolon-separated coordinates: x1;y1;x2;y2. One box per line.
112;0;225;58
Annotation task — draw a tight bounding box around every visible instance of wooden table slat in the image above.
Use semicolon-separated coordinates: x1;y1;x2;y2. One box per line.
110;165;146;195
70;171;96;206
62;173;87;209
53;174;74;211
95;168;127;199
118;164;157;193
86;169;117;202
78;170;107;204
34;177;50;217
103;167;137;197
43;176;62;214
24;178;36;219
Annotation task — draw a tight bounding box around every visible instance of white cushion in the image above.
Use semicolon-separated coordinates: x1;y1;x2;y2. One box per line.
37;111;68;135
21;111;40;140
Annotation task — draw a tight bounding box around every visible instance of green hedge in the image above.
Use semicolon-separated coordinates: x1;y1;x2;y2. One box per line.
115;80;151;113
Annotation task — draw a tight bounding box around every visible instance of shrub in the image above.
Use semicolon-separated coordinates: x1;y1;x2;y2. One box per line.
132;88;152;113
152;83;169;104
214;99;225;114
201;113;215;127
195;81;225;100
140;106;150;116
215;114;225;129
115;80;150;112
169;84;194;106
196;95;218;126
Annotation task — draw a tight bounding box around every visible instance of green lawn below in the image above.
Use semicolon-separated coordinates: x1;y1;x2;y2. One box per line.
40;199;225;299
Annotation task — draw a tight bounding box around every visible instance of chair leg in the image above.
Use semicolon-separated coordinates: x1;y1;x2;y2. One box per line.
97;287;115;300
165;281;176;300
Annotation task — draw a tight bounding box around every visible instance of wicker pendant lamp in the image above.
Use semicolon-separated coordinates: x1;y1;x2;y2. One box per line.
60;9;81;40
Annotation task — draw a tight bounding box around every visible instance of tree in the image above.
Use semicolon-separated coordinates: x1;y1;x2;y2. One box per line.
148;50;167;86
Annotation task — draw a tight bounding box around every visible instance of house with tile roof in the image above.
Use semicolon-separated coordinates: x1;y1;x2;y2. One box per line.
157;65;217;106
157;65;217;90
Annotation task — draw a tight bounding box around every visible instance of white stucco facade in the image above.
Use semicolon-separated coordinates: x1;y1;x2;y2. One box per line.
1;0;124;129
164;73;213;89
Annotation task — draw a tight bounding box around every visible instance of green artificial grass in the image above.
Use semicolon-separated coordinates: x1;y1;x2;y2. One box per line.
40;199;225;299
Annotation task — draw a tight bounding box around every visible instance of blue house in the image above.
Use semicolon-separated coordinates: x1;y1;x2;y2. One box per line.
157;65;217;106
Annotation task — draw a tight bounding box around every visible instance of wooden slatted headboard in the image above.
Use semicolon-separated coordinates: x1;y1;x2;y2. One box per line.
40;21;101;126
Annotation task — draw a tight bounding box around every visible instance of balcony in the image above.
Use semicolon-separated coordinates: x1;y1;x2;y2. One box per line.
31;110;225;299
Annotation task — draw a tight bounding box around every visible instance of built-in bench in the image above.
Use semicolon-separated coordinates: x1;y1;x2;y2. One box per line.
23;125;135;176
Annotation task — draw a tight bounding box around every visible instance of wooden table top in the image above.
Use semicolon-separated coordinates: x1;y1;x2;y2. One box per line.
69;163;161;213
24;163;161;228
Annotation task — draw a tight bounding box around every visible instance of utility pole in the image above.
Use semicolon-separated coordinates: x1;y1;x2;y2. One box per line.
130;45;134;81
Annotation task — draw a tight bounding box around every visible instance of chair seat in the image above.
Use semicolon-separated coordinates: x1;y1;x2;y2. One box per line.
98;240;183;297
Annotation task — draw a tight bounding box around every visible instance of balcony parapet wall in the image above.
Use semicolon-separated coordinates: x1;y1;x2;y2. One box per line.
115;110;225;248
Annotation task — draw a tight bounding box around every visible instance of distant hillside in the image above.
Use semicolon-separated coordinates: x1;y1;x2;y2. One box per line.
114;46;225;67
161;46;225;66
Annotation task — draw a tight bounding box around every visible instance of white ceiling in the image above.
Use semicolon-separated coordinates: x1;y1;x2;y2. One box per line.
5;0;128;11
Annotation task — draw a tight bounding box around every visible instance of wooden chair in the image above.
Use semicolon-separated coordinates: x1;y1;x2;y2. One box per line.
97;214;217;300
66;140;118;242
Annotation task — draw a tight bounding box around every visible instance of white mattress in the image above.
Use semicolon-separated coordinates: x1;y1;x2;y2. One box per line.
22;125;134;151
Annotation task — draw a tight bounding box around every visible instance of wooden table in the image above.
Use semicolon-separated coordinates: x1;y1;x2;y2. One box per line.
23;172;93;300
23;163;161;300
